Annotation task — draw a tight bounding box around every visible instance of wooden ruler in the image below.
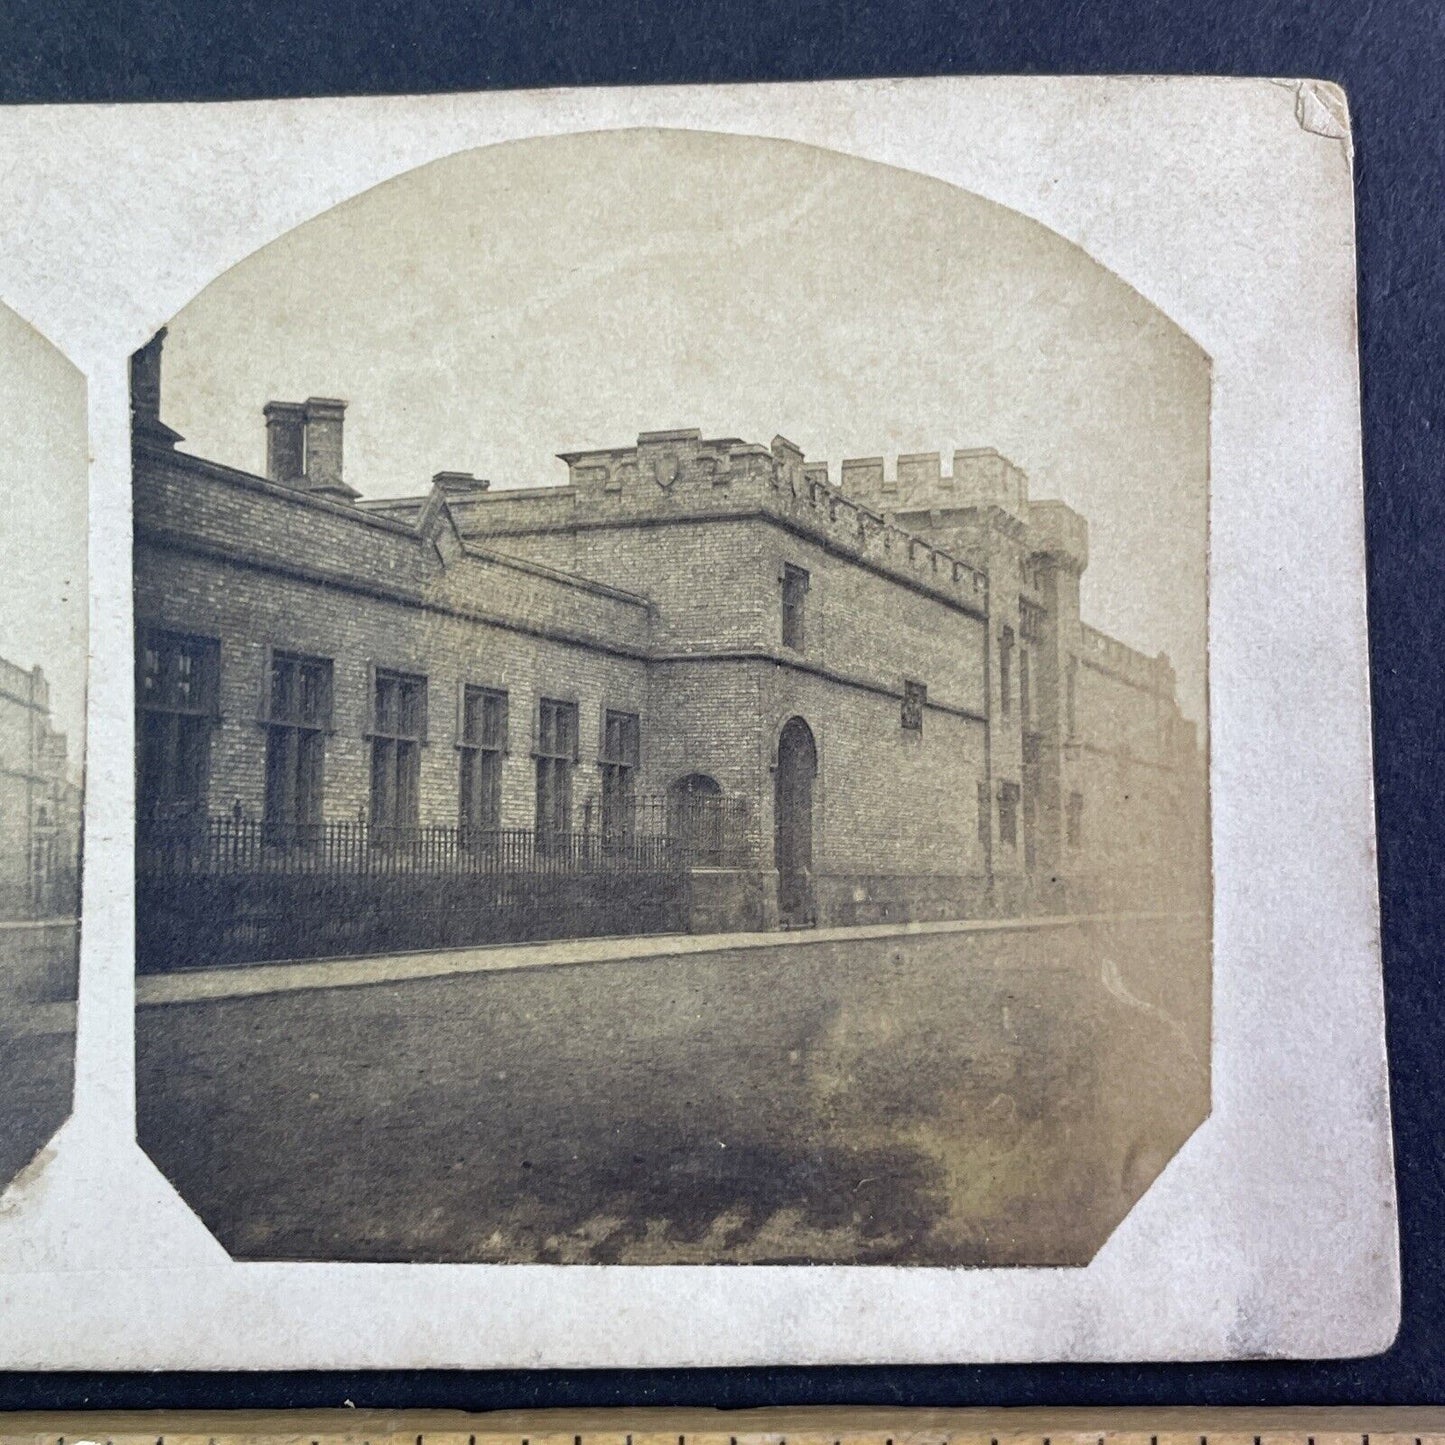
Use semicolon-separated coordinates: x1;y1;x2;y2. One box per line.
0;1411;1443;1444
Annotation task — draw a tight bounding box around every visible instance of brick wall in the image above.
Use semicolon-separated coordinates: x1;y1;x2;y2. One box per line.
1063;642;1207;907
0;668;78;918
460;496;995;919
139;454;654;655
479;517;775;655
0;773;30;911
133;545;651;833
134;420;1207;931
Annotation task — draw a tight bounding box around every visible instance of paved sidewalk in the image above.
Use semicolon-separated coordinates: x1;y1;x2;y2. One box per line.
136;909;1200;1006
0;1001;76;1036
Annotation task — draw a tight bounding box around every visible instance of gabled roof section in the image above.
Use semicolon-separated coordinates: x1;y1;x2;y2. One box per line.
137;441;654;625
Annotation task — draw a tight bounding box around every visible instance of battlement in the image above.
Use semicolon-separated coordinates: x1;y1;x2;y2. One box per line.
839;456;885;494
1078;623;1176;697
1029;499;1089;572
461;429;993;613
827;445;1032;523
556;430;772;494
765;442;990;612
0;657;44;707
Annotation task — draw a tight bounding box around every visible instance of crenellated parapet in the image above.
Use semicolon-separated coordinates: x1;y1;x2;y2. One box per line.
522;428;992;613
1078;622;1176;697
452;428;1117;625
1028;499;1089;573
830;445;1032;528
763;438;990;611
558;428;777;498
0;657;46;709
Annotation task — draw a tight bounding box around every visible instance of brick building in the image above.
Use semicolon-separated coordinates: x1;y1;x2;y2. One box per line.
0;654;80;919
132;331;1206;963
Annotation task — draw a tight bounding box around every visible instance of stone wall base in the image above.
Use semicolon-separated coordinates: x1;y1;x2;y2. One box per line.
814;873;994;927
688;868;1201;936
686;868;778;934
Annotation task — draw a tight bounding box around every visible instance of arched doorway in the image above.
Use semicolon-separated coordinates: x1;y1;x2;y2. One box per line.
774;717;817;927
667;772;723;865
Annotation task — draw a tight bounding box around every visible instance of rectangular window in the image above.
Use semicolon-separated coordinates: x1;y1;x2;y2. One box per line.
998;780;1020;847
460;685;507;837
137;629;219;824
1020;597;1045;641
535;697;577;841
369;668;425;833
263;651;332;836
600;709;640;846
976;779;990;849
1067;790;1084;848
901;679;926;733
781;563;809;651
999;625;1014;718
1019;647;1031;726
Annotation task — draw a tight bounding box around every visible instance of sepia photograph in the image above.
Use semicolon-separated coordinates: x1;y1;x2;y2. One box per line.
0;301;86;1197
132;128;1211;1266
0;74;1392;1366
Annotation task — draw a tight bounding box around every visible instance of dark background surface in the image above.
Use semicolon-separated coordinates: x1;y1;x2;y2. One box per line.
1;0;1442;1411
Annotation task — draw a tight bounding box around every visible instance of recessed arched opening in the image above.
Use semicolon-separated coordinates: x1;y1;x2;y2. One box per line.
667;772;724;865
669;772;721;800
773;717;818;927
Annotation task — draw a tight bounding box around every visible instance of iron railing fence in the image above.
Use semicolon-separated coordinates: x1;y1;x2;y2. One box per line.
137;792;759;880
630;792;757;869
135;792;757;972
138;818;682;878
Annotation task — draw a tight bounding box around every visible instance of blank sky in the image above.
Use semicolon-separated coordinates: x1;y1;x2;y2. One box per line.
162;128;1209;728
0;303;87;764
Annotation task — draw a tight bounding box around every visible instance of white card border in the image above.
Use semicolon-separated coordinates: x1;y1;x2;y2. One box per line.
0;75;1396;1368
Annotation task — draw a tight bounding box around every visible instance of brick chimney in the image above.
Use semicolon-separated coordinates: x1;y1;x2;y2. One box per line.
262;395;359;501
264;401;305;484
302;397;357;501
129;328;184;450
431;470;491;495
